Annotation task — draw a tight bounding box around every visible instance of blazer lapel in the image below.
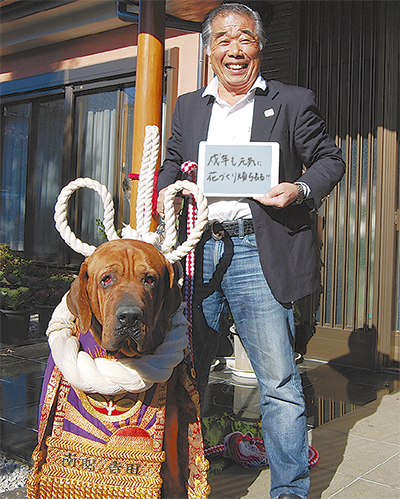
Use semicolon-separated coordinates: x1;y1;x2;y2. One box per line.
251;85;281;142
185;93;213;162
198;95;214;142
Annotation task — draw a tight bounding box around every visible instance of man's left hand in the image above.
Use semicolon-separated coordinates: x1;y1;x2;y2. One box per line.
253;182;298;209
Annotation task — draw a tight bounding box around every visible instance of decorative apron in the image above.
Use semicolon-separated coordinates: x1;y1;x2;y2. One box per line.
27;329;210;499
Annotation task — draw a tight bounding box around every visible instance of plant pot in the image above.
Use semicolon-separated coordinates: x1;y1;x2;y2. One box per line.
0;306;34;345
36;304;55;336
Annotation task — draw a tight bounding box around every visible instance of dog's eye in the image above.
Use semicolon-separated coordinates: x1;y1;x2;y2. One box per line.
143;275;156;287
101;275;113;288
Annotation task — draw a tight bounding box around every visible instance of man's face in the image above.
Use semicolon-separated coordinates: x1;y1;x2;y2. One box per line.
210;12;261;96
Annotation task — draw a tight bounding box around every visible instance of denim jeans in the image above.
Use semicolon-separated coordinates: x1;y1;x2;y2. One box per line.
193;228;310;499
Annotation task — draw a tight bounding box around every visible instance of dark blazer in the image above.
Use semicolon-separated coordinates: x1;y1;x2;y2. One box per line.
158;80;345;303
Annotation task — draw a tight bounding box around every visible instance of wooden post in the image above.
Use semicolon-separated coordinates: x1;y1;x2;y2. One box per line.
130;0;165;228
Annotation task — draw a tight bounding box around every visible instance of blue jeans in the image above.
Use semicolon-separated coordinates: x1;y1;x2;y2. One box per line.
193;228;310;499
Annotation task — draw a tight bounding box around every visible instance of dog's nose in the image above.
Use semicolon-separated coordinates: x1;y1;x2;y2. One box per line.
116;307;142;326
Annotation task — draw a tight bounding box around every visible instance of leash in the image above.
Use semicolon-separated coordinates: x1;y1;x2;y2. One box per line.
179;160;198;365
177;162;233;369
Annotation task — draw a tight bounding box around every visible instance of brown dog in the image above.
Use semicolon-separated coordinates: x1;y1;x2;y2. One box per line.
67;239;182;357
28;239;209;499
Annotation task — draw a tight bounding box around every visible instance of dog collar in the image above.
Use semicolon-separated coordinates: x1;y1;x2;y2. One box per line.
46;293;189;395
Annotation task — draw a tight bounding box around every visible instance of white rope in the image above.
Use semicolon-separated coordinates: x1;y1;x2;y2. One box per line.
47;293;189;395
161;180;208;263
136;124;159;235
54;178;119;257
53;129;208;262
50;125;208;395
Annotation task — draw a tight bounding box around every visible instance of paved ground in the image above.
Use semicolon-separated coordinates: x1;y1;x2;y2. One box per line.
1;317;399;498
208;390;400;498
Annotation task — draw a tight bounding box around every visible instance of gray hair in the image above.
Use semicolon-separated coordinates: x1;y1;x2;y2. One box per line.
202;3;266;56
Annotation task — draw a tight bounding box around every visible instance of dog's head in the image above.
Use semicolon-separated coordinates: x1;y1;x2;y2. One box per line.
67;239;182;357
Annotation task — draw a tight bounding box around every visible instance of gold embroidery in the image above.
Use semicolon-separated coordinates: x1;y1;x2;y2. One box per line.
52;380;70;438
45;436;165;473
62;402;111;442
78;388;145;423
28;359;211;498
38;366;62;444
86;343;109;359
152;383;167;452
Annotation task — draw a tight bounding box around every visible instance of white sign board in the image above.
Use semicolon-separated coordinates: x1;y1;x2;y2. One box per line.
197;142;279;197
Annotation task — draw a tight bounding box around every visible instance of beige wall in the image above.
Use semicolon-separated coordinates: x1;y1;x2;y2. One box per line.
1;25;136;82
0;25;201;98
166;32;199;96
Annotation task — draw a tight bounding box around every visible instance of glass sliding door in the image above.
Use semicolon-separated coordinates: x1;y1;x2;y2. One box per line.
0;103;30;251
32;99;65;256
74;91;119;247
74;87;135;246
0;57;141;265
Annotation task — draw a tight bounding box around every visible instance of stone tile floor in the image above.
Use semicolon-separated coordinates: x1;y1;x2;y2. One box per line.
0;316;399;498
205;357;400;498
207;388;400;498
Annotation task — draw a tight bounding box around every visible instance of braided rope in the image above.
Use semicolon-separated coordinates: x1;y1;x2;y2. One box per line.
204;432;319;469
54;178;119;257
51;126;208;395
161;180;208;263
53;127;208;262
47;294;189;395
179;161;198;363
135;125;159;234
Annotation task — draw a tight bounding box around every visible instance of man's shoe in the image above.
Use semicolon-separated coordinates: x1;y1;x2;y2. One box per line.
294;352;304;364
278;494;302;499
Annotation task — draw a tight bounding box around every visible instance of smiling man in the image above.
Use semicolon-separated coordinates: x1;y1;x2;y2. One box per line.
208;8;261;104
157;4;345;499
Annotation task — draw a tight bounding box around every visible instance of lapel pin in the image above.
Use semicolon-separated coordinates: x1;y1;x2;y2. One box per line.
264;108;275;118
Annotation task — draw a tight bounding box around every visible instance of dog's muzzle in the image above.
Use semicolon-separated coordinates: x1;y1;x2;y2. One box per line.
114;305;146;344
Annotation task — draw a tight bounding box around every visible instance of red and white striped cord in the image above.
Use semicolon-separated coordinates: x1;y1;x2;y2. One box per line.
180;161;198;363
204;431;320;469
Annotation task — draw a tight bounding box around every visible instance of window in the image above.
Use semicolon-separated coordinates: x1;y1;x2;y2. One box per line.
1;103;30;251
73;89;133;248
32;98;65;256
1;52;178;265
0;60;137;264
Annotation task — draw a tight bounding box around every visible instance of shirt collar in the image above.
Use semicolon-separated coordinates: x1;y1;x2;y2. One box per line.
202;74;267;101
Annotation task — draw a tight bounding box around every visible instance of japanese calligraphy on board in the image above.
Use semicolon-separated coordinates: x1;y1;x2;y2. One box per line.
197;142;279;197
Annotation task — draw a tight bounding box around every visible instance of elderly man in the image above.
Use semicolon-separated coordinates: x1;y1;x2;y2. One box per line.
157;4;345;498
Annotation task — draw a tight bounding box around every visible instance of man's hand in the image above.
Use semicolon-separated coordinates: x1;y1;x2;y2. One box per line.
253;182;299;209
157;186;190;217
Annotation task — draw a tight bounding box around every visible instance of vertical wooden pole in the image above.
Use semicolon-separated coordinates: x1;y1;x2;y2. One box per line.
130;0;165;228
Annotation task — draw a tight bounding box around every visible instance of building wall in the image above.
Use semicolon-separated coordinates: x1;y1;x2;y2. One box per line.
1;25;200;96
1;0;398;368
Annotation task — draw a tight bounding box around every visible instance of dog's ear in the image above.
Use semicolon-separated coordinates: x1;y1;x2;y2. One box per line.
66;260;92;333
163;260;182;319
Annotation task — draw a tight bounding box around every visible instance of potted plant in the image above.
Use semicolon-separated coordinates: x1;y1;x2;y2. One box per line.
0;244;35;344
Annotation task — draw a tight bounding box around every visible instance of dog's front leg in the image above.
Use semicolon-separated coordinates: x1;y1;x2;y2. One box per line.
161;371;187;499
